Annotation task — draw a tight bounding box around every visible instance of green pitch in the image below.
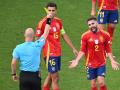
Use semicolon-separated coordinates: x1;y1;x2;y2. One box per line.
0;0;120;90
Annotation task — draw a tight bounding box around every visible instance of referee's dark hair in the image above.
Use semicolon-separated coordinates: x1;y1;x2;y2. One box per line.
87;17;97;22
46;2;57;9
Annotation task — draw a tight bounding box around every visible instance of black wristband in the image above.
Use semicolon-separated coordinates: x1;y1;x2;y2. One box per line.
11;73;16;76
46;18;52;25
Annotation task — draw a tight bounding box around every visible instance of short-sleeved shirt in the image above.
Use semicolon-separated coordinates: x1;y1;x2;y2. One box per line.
12;36;45;72
80;30;111;68
36;16;63;57
97;0;119;10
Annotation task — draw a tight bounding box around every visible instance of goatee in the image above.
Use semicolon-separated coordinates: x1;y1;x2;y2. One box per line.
91;27;98;33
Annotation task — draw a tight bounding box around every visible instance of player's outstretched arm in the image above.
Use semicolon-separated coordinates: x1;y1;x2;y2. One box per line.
91;0;97;16
118;0;120;8
62;33;78;56
107;53;120;70
41;14;53;39
69;51;84;68
41;22;51;39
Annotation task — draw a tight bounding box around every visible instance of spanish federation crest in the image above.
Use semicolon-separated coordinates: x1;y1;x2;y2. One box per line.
53;27;57;32
95;39;99;44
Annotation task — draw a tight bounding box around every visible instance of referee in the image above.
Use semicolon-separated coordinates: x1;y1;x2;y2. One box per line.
11;14;53;90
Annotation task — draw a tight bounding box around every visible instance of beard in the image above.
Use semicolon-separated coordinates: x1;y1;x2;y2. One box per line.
90;27;98;33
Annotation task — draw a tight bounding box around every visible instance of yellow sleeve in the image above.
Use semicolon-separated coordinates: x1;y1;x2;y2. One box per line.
60;28;66;35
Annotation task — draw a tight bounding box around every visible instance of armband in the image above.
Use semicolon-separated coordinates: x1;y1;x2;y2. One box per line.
61;28;66;35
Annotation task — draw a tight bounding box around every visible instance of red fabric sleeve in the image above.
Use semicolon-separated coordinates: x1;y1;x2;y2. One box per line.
105;34;112;53
80;35;87;53
56;18;63;30
59;20;63;30
35;21;45;37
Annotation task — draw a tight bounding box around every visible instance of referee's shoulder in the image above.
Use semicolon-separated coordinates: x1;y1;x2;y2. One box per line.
16;43;25;48
13;44;21;51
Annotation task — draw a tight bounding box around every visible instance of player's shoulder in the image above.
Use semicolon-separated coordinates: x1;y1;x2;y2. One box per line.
81;30;91;38
100;29;110;36
54;17;61;20
54;17;62;22
38;16;47;24
37;16;47;28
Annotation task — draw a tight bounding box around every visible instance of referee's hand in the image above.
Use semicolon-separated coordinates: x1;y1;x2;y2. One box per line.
12;75;19;81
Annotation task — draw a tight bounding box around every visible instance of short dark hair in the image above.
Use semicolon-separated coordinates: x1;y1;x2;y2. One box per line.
87;17;97;22
46;2;57;9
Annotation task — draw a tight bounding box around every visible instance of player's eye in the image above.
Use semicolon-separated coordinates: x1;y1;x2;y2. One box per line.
52;10;55;12
48;10;55;12
88;23;95;26
88;24;91;26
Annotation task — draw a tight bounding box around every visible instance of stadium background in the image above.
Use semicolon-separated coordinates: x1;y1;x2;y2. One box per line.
0;0;120;90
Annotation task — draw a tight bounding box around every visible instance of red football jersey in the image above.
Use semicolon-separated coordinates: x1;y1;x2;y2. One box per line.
36;16;62;57
93;0;119;10
80;30;111;68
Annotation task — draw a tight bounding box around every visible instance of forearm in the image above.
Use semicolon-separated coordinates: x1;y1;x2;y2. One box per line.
63;34;76;50
107;53;114;61
75;51;85;62
41;24;50;39
41;18;51;39
11;59;17;74
119;0;120;8
92;0;96;11
11;63;17;74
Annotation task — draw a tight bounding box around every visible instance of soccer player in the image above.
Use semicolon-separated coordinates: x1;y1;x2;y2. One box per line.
11;14;53;90
91;0;120;43
35;2;78;90
69;17;119;90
